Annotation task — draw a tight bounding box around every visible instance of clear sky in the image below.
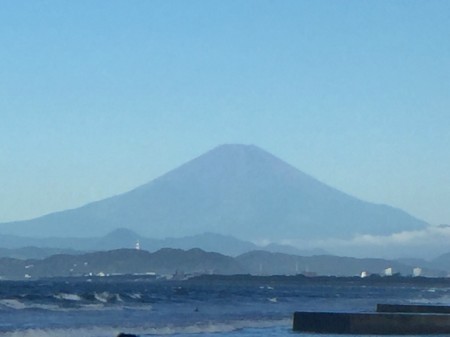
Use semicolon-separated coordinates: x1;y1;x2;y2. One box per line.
1;0;449;228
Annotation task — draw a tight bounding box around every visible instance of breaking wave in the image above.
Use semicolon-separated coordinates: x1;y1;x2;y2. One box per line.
3;276;450;336
0;319;290;337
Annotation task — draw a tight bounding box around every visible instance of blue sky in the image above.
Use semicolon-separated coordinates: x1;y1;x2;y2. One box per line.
1;0;449;228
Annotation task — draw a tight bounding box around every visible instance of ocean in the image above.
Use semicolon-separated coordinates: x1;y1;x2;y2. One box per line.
1;275;449;337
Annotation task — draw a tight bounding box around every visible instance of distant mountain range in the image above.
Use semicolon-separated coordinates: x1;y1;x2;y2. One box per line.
0;229;325;259
0;144;428;243
0;247;446;281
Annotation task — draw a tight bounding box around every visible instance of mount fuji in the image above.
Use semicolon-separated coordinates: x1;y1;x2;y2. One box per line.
0;144;427;242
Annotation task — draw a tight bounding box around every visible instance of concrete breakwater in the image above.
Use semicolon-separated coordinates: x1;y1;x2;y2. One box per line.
377;304;450;314
293;304;450;334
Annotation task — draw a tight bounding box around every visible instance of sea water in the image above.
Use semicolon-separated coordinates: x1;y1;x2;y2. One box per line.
1;275;449;337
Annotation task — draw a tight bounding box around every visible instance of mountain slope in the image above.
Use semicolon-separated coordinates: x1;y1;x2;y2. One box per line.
0;229;322;258
0;248;244;279
0;248;444;280
0;144;427;241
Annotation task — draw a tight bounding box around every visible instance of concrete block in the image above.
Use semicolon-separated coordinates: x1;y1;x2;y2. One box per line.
377;304;450;314
293;311;450;334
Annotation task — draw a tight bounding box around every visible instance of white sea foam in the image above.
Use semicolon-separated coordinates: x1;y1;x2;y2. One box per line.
79;303;105;310
128;292;142;299
54;293;82;301
25;303;61;311
94;292;111;303
0;299;27;310
133;318;291;336
0;319;290;337
0;326;116;337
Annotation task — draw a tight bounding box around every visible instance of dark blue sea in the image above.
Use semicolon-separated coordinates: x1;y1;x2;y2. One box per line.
1;275;449;337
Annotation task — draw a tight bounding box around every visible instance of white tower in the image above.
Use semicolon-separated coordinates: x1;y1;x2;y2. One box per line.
384;267;393;276
413;267;422;277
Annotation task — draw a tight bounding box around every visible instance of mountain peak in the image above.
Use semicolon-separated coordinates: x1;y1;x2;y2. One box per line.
203;143;281;161
211;143;260;151
187;143;278;166
157;143;301;186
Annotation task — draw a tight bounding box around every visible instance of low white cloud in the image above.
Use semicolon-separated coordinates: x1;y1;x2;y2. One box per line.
278;225;450;260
